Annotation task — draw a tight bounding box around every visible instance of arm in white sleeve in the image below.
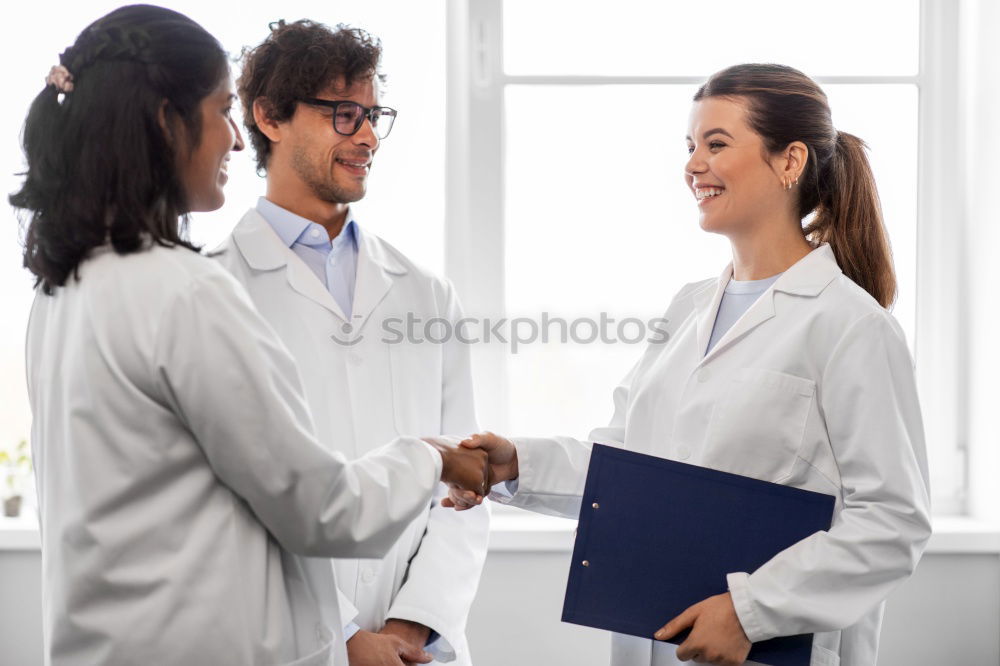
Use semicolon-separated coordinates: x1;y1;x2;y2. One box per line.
154;269;442;559
726;312;932;641
386;281;489;662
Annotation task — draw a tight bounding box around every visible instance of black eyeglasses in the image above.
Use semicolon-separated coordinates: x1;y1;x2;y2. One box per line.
301;98;397;139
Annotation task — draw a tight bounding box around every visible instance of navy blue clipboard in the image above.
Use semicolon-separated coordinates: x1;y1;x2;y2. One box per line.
562;444;835;666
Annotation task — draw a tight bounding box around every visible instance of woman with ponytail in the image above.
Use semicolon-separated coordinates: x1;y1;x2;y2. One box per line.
12;6;488;665
445;64;931;666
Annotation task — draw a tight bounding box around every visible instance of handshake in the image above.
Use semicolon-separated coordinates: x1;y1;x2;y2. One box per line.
423;433;518;509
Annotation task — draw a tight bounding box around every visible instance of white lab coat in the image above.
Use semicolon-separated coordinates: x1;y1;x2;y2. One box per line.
494;244;931;666
25;242;447;666
214;209;489;665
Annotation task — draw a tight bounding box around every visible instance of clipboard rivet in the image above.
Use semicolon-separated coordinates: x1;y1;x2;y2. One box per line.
582;560;590;567
592;502;600;509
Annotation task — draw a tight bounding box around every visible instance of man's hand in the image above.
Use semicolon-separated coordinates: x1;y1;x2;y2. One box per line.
346;629;433;666
380;619;432;664
423;438;489;497
441;432;518;511
653;592;751;665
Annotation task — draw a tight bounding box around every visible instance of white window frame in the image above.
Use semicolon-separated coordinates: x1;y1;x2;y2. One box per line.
445;0;966;515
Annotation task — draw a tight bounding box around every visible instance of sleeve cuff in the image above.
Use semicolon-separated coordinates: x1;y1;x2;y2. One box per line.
343;622;361;643
416;438;445;481
726;571;769;643
487;478;519;503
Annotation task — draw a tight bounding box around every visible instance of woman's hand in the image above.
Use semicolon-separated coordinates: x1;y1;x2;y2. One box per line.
439;432;519;510
654;592;751;665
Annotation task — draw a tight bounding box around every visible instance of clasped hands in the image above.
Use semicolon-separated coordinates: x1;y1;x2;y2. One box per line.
434;432;751;665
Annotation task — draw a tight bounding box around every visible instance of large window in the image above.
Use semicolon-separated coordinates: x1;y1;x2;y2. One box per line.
0;1;969;519
448;0;963;514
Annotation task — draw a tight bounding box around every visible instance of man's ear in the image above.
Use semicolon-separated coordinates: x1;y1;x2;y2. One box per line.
252;97;284;144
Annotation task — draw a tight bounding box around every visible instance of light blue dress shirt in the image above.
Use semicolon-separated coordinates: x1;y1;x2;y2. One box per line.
256;197;358;319
705;272;783;355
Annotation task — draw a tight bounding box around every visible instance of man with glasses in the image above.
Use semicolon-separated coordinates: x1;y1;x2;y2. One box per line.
216;20;489;666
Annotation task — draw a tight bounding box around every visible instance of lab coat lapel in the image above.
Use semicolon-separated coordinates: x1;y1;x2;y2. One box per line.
693;263;730;359
702;288;777;363
231;208;349;323
286;255;350;323
696;243;842;364
351;227;407;333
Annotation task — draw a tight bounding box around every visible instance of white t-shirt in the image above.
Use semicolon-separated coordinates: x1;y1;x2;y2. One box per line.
705;272;783;355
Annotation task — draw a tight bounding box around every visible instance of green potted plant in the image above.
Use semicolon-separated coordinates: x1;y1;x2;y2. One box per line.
0;439;32;518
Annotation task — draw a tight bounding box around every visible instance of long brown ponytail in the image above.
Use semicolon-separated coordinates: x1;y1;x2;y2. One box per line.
694;64;897;308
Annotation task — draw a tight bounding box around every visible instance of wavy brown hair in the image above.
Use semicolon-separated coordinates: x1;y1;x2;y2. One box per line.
695;64;896;308
237;20;384;173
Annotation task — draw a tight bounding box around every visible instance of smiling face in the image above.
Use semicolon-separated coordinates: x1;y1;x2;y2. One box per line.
684;97;789;237
177;78;244;212
283;76;380;205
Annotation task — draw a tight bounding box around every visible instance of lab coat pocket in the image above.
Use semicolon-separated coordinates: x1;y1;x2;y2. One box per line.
389;339;443;435
703;368;815;482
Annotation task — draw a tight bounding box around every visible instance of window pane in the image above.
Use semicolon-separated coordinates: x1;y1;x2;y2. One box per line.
504;84;917;437
504;0;919;78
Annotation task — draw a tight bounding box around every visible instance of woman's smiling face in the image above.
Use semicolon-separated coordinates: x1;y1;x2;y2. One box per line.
177;77;245;213
684;96;789;237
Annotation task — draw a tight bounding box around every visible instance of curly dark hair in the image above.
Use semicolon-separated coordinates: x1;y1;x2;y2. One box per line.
238;20;385;173
9;4;228;294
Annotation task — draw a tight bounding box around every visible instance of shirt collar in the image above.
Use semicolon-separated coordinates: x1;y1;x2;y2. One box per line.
255;196;359;250
332;213;358;252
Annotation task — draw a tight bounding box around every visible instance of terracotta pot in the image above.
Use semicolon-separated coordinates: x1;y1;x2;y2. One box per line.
3;495;22;518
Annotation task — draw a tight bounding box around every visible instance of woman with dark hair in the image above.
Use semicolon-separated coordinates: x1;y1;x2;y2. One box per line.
446;64;931;666
13;6;487;665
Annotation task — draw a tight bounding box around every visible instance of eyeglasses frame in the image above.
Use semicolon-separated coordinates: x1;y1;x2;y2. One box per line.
300;98;398;139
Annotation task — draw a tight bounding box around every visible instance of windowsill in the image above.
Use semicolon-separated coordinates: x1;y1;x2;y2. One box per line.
484;512;1000;555
3;511;998;554
0;512;40;551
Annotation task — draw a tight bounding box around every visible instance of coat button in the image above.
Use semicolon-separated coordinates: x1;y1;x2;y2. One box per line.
348;352;363;366
361;568;376;584
677;446;691;460
697;369;710;383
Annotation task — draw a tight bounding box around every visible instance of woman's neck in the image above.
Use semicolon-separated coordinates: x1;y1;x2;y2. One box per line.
728;225;814;281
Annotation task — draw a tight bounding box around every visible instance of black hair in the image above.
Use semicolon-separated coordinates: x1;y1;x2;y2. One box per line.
9;4;229;294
